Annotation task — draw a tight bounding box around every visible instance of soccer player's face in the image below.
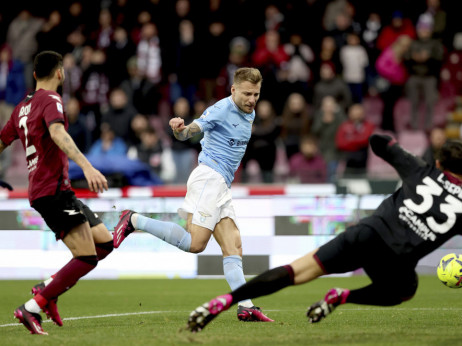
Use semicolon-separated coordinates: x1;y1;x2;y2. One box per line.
231;81;261;114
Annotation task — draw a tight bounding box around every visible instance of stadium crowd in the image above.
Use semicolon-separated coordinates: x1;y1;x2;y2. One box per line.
1;0;462;185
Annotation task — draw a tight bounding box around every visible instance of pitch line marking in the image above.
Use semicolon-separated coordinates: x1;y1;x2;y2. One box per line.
2;307;462;328
0;310;171;328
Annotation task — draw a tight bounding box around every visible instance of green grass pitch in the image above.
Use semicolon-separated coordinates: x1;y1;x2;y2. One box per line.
1;275;460;345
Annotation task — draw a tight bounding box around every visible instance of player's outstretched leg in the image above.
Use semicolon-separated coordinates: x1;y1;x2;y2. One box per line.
113;210;136;248
14;305;48;335
237;305;274;322
307;287;350;323
31;281;63;326
187;294;233;332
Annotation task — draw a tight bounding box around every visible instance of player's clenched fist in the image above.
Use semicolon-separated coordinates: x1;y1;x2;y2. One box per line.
169;117;186;132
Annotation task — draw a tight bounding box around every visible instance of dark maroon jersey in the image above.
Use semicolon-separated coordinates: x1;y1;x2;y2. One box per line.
0;89;71;203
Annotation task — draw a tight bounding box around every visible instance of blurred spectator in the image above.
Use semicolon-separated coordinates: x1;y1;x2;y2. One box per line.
136;22;162;114
439;33;462;98
314;35;342;81
328;11;355;51
323;0;350;32
63;1;88;34
279;92;311;160
216;36;250;100
311;96;346;183
252;29;289;112
340;31;369;103
422;126;447;165
88;123;127;156
336;103;375;177
106;26;136;88
264;4;285;32
6;10;44;89
80;45;94;73
170;19;201;106
36;10;67;54
66;28;86;65
66;97;91;154
130;10;152;46
376;10;416;51
421;0;447;42
279;33;315;100
129;113;150;147
289;135;327;183
119;56;160;115
362;12;382;95
101;88;137;145
62;53;82;105
362;12;382;55
312;61;352;112
0;43;24;180
375;35;412;132
78;49;110;137
404;14;444;131
127;127;164;178
137;22;162;84
109;0;138;29
242;99;281;183
168;97;198;183
0;44;26;126
89;8;114;50
198;20;229;103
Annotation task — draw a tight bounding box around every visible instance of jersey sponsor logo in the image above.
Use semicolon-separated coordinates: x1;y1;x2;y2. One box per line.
27;156;39;172
63;209;82;216
232;123;239;128
18;104;31;117
56;102;63;113
398;205;437;241
228;139;248;147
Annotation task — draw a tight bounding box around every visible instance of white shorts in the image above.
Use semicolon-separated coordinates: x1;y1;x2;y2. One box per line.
178;164;238;231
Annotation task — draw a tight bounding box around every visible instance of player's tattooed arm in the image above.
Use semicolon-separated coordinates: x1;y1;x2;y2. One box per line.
0;139;6;154
49;123;85;163
174;122;202;141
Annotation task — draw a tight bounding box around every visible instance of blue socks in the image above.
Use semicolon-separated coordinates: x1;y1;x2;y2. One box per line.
223;255;253;307
136;214;191;252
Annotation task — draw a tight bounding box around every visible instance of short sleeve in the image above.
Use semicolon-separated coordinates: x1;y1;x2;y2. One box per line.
193;106;224;132
0;116;18;146
43;98;65;127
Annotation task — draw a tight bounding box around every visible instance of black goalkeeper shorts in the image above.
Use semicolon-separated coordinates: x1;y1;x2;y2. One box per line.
315;223;418;287
32;190;103;240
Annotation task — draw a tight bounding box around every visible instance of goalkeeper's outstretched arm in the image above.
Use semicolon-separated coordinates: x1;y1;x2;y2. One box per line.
369;134;427;180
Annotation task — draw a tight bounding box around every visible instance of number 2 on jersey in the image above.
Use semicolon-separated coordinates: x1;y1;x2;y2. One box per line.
19;115;37;157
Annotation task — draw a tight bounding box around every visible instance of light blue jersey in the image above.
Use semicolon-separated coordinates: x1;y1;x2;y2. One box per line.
194;96;255;186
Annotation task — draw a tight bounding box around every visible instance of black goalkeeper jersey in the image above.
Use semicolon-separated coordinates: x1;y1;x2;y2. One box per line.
361;135;462;258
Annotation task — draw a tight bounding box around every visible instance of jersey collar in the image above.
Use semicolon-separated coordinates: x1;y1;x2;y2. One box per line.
443;171;462;186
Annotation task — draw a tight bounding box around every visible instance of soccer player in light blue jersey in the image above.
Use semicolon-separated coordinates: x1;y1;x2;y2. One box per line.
113;68;273;322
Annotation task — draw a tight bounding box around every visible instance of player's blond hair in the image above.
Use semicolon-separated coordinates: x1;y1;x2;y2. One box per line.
233;67;262;85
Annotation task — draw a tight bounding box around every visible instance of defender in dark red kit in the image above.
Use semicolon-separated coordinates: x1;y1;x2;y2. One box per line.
0;51;111;335
187;134;462;332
